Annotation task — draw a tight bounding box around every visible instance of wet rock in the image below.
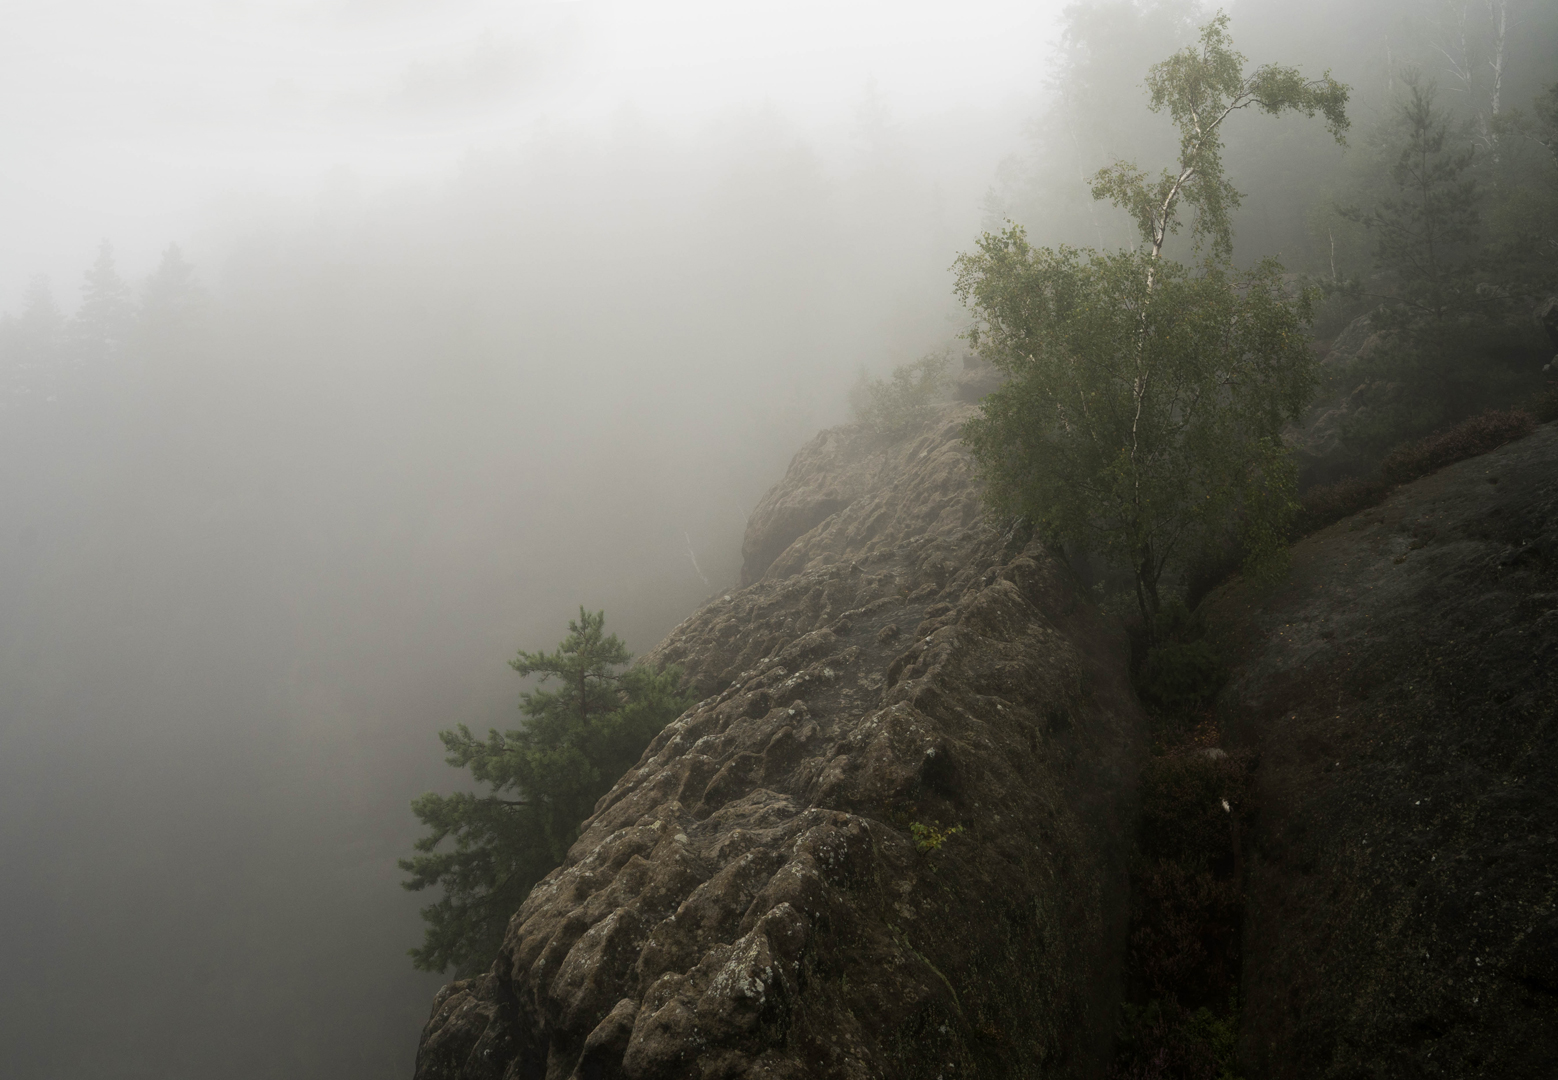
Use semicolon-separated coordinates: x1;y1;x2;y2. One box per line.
414;405;1147;1080
1286;312;1398;483
1204;421;1558;1080
739;405;986;586
1319;312;1380;367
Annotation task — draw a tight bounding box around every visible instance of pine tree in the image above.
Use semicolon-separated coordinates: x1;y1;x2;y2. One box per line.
1333;77;1538;447
1347;79;1486;336
399;609;691;974
71;241;134;363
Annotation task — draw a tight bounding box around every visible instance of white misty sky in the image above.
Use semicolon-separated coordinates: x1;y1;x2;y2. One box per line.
0;0;1067;308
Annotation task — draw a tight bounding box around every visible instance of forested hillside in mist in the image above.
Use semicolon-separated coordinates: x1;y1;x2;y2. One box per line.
0;90;1004;1079
0;1;1553;1078
999;0;1556;273
989;0;1558;482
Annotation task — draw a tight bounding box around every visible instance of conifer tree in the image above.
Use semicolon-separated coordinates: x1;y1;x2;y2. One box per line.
1346;79;1486;336
71;241;134;362
1334;77;1536;445
400;609;691;974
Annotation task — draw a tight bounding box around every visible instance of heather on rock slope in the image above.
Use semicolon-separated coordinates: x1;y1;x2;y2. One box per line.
413;406;1148;1080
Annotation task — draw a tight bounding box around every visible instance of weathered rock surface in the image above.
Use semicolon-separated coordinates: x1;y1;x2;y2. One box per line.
1205;421;1558;1079
739;407;987;587
414;406;1147;1080
1536;295;1558;352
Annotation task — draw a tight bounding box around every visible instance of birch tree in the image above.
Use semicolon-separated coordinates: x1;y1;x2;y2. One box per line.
1088;12;1349;265
956;14;1349;628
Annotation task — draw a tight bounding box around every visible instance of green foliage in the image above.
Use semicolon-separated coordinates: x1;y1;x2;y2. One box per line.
1344;80;1488;332
1136;600;1226;714
908;821;964;854
957;237;1315;623
850;351;950;436
1113;749;1254;1079
1139;639;1225;714
957;16;1345;629
400;608;692;974
1089;12;1349;262
1112;997;1243;1080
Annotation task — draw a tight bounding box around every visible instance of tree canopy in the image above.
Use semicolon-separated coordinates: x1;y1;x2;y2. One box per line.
957;13;1349;627
1088;12;1349;263
1347;80;1484;330
958;241;1314;621
400;609;691;974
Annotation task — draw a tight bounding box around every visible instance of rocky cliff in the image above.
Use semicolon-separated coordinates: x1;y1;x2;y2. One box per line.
413;398;1558;1079
412;405;1148;1080
1206;420;1558;1079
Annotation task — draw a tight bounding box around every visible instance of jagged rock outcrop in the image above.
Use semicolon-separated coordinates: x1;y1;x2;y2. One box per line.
1205;421;1558;1079
414;406;1147;1080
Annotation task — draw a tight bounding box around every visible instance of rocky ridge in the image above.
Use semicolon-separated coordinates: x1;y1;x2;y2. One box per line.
413;405;1148;1080
413;393;1558;1079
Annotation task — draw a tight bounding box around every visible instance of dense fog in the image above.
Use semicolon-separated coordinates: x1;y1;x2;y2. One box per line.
0;3;1053;1076
1;1;1553;1076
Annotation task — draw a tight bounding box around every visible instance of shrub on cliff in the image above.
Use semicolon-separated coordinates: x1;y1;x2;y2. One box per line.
399;608;692;974
956;14;1347;629
1377;407;1535;483
850;351;951;436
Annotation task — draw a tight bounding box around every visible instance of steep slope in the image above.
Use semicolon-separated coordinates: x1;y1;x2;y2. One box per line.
413;405;1148;1080
1205;421;1558;1079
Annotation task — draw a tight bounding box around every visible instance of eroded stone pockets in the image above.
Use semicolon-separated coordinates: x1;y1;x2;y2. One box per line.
414;530;1146;1080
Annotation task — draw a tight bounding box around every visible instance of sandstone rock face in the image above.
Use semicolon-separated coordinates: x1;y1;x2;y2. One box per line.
415;405;1147;1080
740;407;986;587
1205;422;1558;1079
1318;313;1380;367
